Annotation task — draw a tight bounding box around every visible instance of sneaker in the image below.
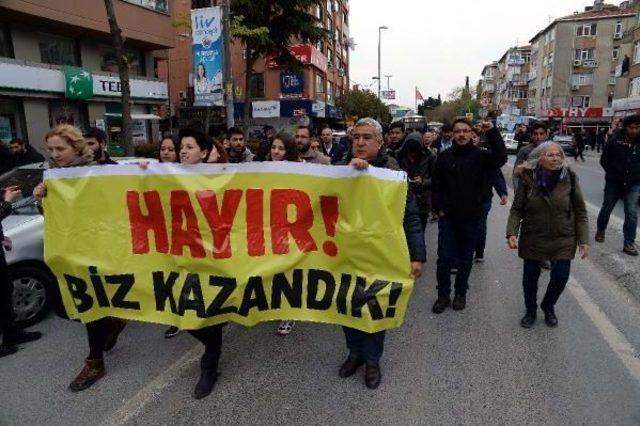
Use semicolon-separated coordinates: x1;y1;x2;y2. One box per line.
623;244;639;256
276;320;295;336
164;326;181;339
595;230;605;243
69;358;105;392
452;294;466;311
432;296;451;314
474;256;485;263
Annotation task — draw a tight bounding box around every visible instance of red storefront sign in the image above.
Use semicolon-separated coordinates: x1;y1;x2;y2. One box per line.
266;44;328;73
543;107;613;118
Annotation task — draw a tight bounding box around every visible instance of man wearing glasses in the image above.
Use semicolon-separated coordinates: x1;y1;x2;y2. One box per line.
431;118;507;313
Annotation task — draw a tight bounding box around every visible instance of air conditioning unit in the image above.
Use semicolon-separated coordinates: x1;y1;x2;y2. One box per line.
573;60;582;67
614;33;623;40
571;85;580;91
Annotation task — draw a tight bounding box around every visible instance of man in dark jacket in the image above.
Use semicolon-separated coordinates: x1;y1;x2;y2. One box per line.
387;121;405;157
320;125;347;164
0;187;42;357
433;124;454;154
397;132;436;231
84;127;117;165
9;138;45;167
596;114;640;256
337;117;426;390
431;118;507;313
514;124;530;152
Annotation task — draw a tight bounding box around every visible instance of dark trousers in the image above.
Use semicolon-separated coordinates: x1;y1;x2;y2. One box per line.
574;146;585;161
342;327;385;366
596;181;640;246
86;318;110;360
189;324;224;369
0;248;18;344
522;260;571;313
436;216;480;297
475;201;493;258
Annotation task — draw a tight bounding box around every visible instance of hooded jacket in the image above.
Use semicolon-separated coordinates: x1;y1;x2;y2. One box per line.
397;133;435;213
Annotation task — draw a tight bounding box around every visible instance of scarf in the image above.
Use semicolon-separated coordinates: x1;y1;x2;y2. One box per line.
535;167;561;194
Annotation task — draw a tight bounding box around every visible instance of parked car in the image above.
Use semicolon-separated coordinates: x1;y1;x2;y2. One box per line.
502;133;519;155
552;135;576;156
1;158;157;326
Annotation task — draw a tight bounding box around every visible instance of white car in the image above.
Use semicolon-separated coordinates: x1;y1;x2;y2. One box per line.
1;158;157;325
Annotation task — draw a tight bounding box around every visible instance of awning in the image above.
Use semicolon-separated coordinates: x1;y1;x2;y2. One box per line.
104;113;162;120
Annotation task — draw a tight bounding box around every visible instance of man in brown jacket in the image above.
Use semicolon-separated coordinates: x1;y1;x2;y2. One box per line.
295;126;330;165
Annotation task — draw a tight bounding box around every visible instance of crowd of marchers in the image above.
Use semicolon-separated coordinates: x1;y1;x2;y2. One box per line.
1;111;639;399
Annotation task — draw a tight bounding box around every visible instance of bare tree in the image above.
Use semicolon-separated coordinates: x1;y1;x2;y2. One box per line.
104;0;133;156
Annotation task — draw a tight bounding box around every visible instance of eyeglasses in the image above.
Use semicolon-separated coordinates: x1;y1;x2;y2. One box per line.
544;153;563;158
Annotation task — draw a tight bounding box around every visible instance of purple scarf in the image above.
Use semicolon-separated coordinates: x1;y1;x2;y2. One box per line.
535;167;562;194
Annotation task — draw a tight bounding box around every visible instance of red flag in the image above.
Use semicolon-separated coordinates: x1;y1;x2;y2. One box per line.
415;87;424;102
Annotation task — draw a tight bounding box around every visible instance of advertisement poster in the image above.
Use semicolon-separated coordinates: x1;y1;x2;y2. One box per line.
191;7;224;107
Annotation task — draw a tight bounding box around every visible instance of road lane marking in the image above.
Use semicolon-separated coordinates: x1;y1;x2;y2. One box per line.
568;277;640;383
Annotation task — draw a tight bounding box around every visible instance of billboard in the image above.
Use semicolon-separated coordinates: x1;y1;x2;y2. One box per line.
191;7;224;107
381;90;396;100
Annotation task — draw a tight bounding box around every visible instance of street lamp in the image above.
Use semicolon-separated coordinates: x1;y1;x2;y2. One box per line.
377;25;388;120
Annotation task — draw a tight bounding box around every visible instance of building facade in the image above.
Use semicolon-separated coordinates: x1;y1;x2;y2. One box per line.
495;46;531;130
612;1;640;115
528;1;637;130
0;0;173;154
479;62;498;117
164;0;351;138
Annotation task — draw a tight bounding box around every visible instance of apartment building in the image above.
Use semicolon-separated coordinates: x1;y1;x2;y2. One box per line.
165;0;350;137
528;0;636;130
494;46;531;130
612;1;640;115
0;0;173;153
479;62;498;117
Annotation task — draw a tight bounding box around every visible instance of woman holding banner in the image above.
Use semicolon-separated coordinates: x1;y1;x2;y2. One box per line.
33;124;127;392
267;132;300;335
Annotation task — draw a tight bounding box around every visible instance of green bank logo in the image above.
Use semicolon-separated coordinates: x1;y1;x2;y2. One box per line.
64;66;94;100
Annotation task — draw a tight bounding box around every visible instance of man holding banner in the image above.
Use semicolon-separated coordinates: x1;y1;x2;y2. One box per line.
337;118;426;389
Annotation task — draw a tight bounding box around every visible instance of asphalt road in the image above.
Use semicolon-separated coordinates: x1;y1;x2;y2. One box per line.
2;186;640;425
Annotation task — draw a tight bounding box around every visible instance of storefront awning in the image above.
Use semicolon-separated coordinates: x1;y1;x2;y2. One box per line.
104;113;162;120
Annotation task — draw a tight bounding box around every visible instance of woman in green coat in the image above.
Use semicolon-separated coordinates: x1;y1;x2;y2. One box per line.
506;141;590;328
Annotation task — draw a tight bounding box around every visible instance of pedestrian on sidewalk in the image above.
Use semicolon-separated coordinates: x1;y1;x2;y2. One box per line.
33;124;127;391
595;114;640;256
0;186;42;358
337;117;425;390
431;119;507;314
507;141;590;328
596;127;607;154
573;129;586;162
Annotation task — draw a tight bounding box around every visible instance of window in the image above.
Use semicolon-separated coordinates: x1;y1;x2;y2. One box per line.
101;46;146;76
613;47;620;60
570;96;590;107
630;77;640;96
576;23;597;36
328;81;334;103
575;49;595;61
0;98;27;143
343;10;348;26
326;0;332;15
191;0;209;7
315;5;322;19
635;42;640;64
615;20;623;37
124;0;168;13
572;73;594;86
315;73;325;94
522;53;531;63
0;23;13;58
610;74;617;85
38;33;79;66
249;73;264;98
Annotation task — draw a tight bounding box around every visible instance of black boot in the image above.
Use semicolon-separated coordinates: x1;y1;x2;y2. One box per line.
193;351;219;400
520;311;536;328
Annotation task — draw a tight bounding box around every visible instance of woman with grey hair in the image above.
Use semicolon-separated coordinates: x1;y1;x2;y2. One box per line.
506;141;590;328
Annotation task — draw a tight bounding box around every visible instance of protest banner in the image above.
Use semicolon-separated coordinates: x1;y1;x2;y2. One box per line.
44;163;412;333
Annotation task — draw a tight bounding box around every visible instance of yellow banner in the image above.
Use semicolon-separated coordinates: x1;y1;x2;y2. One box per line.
44;163;412;333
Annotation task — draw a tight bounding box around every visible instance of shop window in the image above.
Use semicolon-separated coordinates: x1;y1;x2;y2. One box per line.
49;101;89;131
38;33;79;66
316;74;325;94
0;23;13;58
101;46;146;77
249;73;264;98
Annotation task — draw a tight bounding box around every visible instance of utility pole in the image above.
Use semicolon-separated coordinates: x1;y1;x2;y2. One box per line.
377;26;388;121
223;0;234;129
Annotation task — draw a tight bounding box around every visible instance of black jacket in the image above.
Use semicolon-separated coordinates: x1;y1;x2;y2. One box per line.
0;144;13;175
397;135;436;213
338;151;427;262
322;142;347;165
432;127;507;219
13;146;45;168
600;131;640;187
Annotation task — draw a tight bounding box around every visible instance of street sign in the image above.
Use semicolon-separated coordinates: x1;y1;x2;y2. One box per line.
381;90;396;100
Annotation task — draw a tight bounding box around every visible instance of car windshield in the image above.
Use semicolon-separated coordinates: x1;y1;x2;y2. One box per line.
0;167;44;216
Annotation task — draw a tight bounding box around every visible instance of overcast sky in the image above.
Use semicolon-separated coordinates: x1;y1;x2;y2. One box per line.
348;0;597;107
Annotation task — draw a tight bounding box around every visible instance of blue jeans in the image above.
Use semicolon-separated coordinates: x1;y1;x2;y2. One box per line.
342;327;385;366
522;260;571;313
475;201;493;258
596;181;640;246
436;216;481;297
